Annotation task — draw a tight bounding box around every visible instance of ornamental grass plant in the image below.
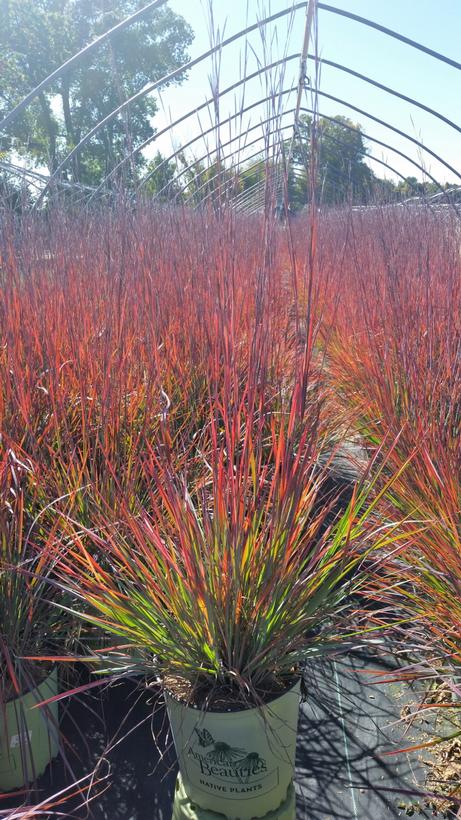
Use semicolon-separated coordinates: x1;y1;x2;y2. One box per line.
0;771;107;818
50;418;406;707
0;446;75;793
2;202;454;688
323;204;461;675
0;448;68;705
2;199;452;809
36;205;410;708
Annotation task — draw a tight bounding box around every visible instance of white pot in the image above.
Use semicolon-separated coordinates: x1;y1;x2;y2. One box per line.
172;774;296;819
166;679;301;820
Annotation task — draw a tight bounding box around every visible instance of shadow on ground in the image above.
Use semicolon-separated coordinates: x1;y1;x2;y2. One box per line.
296;653;431;819
2;653;433;819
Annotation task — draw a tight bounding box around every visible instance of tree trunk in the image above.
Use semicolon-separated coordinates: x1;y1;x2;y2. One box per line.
61;79;81;183
37;91;57;174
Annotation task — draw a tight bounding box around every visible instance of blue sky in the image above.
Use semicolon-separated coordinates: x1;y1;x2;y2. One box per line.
151;0;461;185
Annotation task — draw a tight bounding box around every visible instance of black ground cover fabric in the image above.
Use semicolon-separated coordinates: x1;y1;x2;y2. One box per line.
1;653;434;819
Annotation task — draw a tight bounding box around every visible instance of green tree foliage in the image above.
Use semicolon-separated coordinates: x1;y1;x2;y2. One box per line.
143;150;180;199
179;157;240;205
0;0;193;187
235;116;376;213
393;176;452;199
239;159;266;193
292;114;375;206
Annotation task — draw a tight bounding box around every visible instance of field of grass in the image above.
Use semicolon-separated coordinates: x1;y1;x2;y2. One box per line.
1;201;460;814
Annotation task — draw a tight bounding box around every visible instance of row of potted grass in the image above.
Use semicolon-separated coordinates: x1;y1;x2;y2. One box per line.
323;206;461;803
1;204;338;814
325;205;461;675
1;203;460;817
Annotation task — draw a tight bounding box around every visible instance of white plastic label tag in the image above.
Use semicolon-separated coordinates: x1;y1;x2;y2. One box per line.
10;730;32;749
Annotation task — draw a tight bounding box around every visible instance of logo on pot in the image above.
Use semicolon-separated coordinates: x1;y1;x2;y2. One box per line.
10;730;32;749
187;728;278;796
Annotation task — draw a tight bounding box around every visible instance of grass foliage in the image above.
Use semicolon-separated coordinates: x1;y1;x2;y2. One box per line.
1;199;460;732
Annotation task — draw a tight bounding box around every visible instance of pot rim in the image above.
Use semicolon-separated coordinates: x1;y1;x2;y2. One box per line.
4;664;58;706
164;674;301;715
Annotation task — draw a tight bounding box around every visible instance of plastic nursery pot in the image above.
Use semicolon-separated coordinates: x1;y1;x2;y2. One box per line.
172;774;296;820
165;679;301;820
0;667;59;792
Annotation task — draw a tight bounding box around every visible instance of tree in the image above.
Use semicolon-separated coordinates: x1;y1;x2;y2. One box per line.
395;176;425;198
178;157;240;206
236;117;376;212
291;114;375;205
239;158;295;212
143;150;180;200
239;159;267;193
393;176;452;199
0;1;193;188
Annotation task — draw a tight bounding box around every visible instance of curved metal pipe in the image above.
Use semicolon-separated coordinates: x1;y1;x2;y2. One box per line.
217;162;287;212
151;112;290;203
318;3;461;71
0;161;94;191
308;54;461;135
91;54;301;200
183;119;420;210
170;105;444;206
136;78;460;203
285;0;316;168
314;89;461;182
147;57;461;203
181;139;287;206
0;164;44;193
0;0;168;132
80;80;461;208
233;176;283;213
139;85;296;198
34;2;309;206
4;0;459;211
233;165;306;212
205;144;411;213
189;142;287;210
193;146;287;210
299;107;444;190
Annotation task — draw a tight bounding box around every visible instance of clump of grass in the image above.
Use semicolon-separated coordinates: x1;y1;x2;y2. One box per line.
0;447;70;704
323;204;461;672
32;204;407;706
